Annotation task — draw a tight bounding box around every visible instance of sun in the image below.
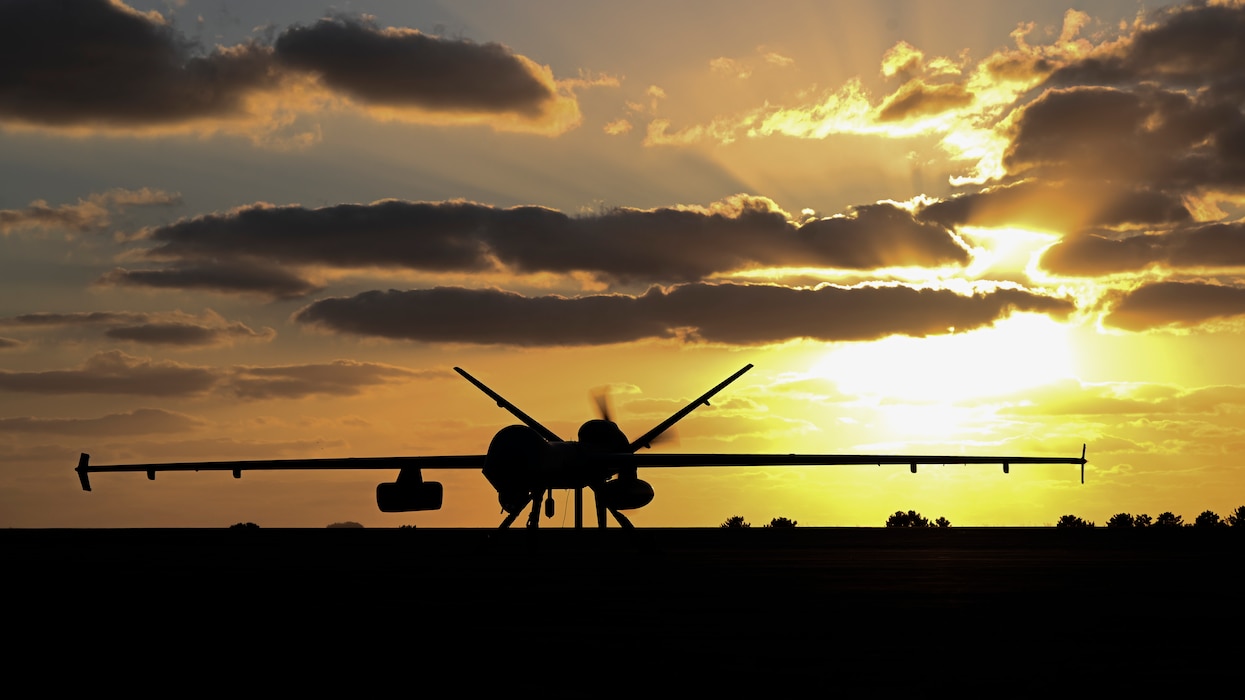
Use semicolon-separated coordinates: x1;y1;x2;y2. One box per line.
809;312;1076;403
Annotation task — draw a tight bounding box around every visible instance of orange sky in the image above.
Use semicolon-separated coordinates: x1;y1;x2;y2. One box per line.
3;0;1244;528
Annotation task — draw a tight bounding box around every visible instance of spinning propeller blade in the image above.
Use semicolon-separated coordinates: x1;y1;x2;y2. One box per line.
591;385;677;447
591;387;614;423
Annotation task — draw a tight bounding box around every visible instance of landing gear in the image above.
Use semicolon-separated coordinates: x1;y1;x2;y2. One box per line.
609;508;634;529
525;489;544;528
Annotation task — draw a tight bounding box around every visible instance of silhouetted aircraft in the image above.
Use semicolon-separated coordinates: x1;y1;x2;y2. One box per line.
76;364;1087;528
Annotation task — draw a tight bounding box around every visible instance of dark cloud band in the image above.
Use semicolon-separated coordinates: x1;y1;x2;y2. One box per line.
1042;223;1245;277
1106;281;1245;331
113;197;969;298
274;17;554;115
0;0;273;126
0;352;423;398
1;310;273;347
0;1;570;131
294;283;1073;346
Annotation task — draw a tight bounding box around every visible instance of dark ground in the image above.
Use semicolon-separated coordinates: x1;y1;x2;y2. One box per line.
7;527;1240;695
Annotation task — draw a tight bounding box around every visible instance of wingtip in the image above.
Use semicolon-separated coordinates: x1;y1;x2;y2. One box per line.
76;453;92;491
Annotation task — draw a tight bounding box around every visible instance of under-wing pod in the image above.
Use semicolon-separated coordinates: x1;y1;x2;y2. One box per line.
594;477;654;511
376;481;444;512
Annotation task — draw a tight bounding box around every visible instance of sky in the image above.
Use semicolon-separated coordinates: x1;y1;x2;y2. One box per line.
3;0;1244;528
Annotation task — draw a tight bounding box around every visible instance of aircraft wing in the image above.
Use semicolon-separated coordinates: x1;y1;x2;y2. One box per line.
75;453;485;491
626;447;1088;482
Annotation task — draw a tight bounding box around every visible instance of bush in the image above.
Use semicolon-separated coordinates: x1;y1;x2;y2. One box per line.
886;510;930;527
1106;513;1135;528
1056;514;1094;528
721;515;750;528
1154;512;1183;528
765;517;797;528
1193;510;1225;528
1228;506;1245;528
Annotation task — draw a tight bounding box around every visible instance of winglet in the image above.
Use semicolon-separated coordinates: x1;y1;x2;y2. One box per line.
628;364;753;452
1081;444;1087;484
77;453;92;491
454;367;563;443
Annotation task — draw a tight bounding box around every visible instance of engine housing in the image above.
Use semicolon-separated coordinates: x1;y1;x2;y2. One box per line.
595;478;654;510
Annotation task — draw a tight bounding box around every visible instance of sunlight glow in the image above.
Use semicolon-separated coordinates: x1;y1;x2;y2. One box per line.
811;313;1076;402
961;226;1061;280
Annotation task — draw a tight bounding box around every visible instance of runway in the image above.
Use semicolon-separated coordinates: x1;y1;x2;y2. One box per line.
11;527;1238;694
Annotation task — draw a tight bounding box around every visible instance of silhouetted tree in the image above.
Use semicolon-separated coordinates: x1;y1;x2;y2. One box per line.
327;521;364;528
229;522;259;529
721;515;750;528
934;517;951;528
1106;513;1135;528
1134;513;1152;528
1193;510;1225;528
765;517;797;528
1228;506;1245;528
1154;512;1183;528
399;524;417;530
1056;514;1094;528
886;510;930;527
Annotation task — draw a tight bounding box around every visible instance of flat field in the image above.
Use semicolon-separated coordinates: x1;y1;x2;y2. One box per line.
9;528;1238;694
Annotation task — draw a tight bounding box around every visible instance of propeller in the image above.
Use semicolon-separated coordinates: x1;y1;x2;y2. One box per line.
590;387;614;423
589;385;679;447
587;382;691;528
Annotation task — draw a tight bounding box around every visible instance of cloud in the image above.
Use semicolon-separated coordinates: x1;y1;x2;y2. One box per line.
708;47;796;81
0;188;180;235
990;378;1245;417
0;350;217;396
0;351;429;399
0;0;580;138
914;3;1245;331
0;310;275;347
293;282;1073;347
918;181;1191;233
876;80;972;122
1104;281;1245;331
901;1;1245;350
274;17;552;115
1044;3;1245;94
97;262;323;299
0;0;276;128
1004;4;1245;200
226;360;431;400
639;15;1058;168
641;3;1245;198
223;359;436;400
1041;222;1245;276
272;16;580;134
1001;85;1242;193
603;118;633;135
107;196;969;297
0;337;21;349
104;323;266;346
0;409;204;436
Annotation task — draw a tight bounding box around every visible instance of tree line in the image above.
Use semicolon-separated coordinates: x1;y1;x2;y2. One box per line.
725;505;1245;528
721;516;797;528
1056;506;1245;528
